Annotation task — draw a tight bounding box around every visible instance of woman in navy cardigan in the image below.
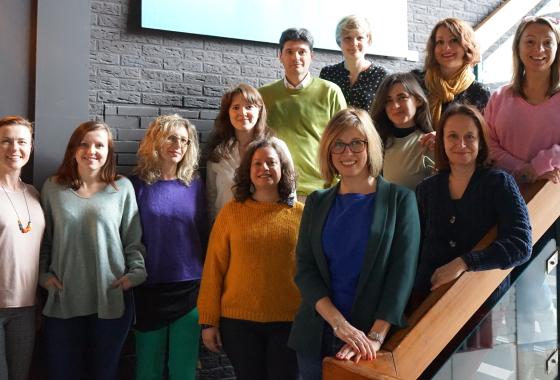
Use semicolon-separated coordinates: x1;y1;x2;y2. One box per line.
414;104;532;302
289;108;420;379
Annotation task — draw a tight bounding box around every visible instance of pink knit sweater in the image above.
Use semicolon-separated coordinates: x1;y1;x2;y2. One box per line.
485;85;560;175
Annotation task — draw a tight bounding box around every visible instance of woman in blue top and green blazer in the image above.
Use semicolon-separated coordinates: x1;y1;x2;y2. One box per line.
289;108;421;380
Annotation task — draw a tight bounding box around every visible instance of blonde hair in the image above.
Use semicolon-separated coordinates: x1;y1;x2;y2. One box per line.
135;114;199;185
319;108;383;185
335;15;373;46
511;16;560;98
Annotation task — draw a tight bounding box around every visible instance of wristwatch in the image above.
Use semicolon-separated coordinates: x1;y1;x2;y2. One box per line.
200;324;214;330
367;330;385;345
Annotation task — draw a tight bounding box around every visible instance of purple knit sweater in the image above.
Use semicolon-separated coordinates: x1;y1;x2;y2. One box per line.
130;176;208;284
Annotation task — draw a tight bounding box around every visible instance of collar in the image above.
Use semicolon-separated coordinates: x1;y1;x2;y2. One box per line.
283;72;312;89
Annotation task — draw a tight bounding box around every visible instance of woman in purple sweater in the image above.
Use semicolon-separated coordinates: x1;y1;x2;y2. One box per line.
130;114;208;380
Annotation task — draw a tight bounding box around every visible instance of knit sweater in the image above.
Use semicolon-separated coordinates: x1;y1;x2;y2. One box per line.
39;177;147;319
383;130;434;190
259;78;347;195
414;168;532;295
130;176;208;284
197;199;304;326
0;184;45;308
485;85;560;175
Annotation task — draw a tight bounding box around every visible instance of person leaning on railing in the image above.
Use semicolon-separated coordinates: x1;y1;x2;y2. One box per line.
412;104;532;306
289;108;420;380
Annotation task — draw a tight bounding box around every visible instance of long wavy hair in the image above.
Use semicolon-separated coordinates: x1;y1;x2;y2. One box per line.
232;138;295;204
55;121;117;190
371;73;433;149
424;18;480;72
434;104;492;171
206;83;271;163
511;16;560;98
135;114;199;185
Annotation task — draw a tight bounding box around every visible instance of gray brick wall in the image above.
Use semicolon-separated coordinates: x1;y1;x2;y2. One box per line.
90;0;504;172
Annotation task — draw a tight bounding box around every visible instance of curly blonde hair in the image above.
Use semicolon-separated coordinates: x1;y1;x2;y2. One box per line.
135;114;199;185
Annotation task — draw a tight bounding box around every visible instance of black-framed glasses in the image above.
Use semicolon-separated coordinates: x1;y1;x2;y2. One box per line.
166;135;190;147
330;139;367;154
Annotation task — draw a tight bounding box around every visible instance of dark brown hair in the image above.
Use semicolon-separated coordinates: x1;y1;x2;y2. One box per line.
206;83;271;162
55;121;117;190
434;104;491;171
232;138;295;204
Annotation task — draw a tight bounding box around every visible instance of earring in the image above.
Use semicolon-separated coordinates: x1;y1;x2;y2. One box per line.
250;183;255;193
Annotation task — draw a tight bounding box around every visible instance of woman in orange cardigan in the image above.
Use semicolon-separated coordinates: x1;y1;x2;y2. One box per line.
197;138;303;380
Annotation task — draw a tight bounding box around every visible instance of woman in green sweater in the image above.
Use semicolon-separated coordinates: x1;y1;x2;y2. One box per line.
39;121;146;380
198;138;303;380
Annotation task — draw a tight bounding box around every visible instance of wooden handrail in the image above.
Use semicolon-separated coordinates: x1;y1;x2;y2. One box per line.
323;179;560;379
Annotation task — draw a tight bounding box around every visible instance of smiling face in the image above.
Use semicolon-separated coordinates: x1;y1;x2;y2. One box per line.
250;146;282;193
330;127;369;180
0;124;33;174
74;129;109;178
229;93;261;136
434;26;466;77
158;125;189;167
279;40;313;84
519;22;558;74
443;114;479;169
385;83;421;129
340;29;371;61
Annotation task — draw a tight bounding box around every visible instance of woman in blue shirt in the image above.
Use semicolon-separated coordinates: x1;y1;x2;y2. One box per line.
289;108;420;380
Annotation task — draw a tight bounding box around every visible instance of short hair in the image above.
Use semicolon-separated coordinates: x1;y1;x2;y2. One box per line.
233;138;296;204
135;114;199;185
55;121;117;190
0;115;34;135
335;15;372;46
206;83;270;163
424;18;481;71
371;72;433;149
279;28;314;52
434;104;491;171
319;108;383;185
511;16;560;98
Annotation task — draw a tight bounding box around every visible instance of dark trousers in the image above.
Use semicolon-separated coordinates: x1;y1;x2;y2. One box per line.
42;292;133;380
220;318;298;380
297;326;344;380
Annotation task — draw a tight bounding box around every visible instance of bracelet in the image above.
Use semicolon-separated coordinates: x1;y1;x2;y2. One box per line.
333;319;347;332
367;330;385;345
200;324;215;330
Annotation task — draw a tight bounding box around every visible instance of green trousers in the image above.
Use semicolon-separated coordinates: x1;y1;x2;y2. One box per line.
135;308;200;380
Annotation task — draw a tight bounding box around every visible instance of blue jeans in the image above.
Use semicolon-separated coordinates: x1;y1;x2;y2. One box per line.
42;291;133;380
297;326;343;380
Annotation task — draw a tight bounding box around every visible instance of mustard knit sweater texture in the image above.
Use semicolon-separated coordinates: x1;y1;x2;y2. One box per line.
198;199;304;326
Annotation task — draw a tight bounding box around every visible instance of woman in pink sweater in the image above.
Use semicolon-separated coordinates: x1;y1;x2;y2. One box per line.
0;116;45;380
485;16;560;183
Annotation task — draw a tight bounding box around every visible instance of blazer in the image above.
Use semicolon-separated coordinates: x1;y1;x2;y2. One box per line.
288;176;421;355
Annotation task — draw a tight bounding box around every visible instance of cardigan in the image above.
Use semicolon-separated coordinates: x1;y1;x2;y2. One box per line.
320;61;388;111
288;177;420;356
485;85;560;175
260;77;347;195
0;184;45;308
414;168;532;296
197;199;304;326
39;177;147;319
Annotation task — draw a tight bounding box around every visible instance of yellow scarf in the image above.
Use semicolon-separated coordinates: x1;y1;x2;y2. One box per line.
425;64;475;127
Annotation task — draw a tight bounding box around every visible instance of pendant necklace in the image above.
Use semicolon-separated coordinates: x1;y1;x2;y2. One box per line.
1;179;32;233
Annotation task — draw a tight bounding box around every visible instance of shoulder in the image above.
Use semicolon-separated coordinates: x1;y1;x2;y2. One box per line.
114;176;135;195
311;77;343;92
259;80;283;94
466;80;490;99
476;167;515;187
41;177;63;194
24;183;40;198
367;64;389;77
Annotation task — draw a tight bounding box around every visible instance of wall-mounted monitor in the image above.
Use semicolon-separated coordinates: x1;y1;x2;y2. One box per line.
141;0;417;60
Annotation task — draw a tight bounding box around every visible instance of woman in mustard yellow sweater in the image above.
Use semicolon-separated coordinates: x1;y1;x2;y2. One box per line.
197;138;303;380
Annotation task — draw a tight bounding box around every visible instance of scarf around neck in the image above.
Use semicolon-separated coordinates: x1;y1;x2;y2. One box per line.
425;64;475;126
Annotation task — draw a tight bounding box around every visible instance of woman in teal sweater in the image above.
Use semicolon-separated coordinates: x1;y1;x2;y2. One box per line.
289;108;420;379
39;121;146;380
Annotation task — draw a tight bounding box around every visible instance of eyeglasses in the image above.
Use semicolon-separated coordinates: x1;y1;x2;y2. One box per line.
330;140;367;154
166;135;190;147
